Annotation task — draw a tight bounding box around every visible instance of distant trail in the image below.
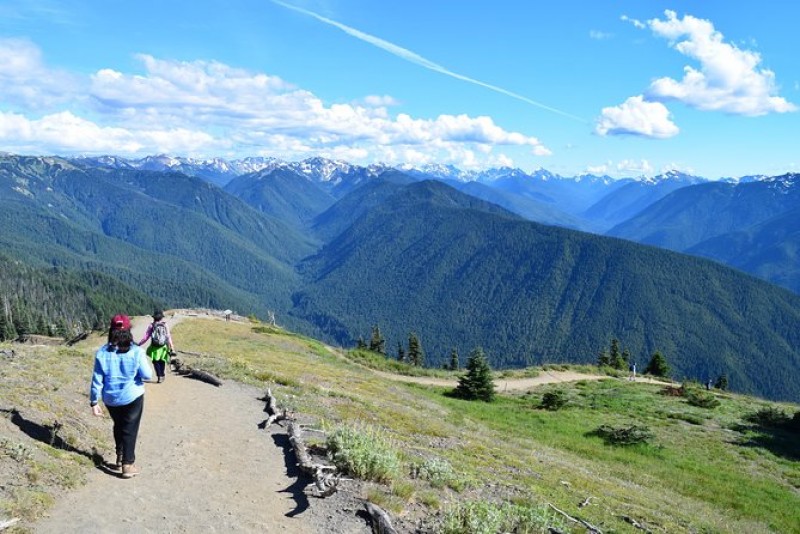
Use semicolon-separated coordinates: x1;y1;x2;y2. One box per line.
371;369;614;391
33;314;313;534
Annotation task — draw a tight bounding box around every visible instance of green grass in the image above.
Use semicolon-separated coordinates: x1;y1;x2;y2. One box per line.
4;316;799;533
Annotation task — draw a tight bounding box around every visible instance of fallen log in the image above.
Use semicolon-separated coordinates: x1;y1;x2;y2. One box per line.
364;502;398;534
66;332;89;346
0;518;19;531
547;503;602;534
259;388;290;427
171;358;223;386
287;421;338;497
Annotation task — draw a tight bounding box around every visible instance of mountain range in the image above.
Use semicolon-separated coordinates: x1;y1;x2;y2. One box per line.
2;153;800;401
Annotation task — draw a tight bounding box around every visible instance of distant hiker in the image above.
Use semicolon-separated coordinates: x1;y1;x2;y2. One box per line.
224;309;232;322
706;378;713;391
629;362;637;381
90;314;152;478
138;309;175;384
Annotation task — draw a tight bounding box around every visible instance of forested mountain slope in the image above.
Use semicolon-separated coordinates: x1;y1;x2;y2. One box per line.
293;181;800;401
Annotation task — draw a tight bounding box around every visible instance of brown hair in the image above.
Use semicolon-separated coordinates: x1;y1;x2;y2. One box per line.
108;328;134;353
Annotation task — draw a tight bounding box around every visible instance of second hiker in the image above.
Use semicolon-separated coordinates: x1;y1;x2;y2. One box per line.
139;309;175;383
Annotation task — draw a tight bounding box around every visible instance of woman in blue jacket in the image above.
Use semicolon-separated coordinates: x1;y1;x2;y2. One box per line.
90;314;152;478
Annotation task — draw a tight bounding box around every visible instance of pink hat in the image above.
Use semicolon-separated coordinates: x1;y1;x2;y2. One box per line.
110;314;131;330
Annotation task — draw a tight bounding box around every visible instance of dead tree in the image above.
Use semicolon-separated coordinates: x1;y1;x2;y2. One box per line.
259;388;291;427
287;421;339;497
364;502;398;534
171;357;223;387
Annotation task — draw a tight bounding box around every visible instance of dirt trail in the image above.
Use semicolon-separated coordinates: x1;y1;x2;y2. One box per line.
32;315;316;533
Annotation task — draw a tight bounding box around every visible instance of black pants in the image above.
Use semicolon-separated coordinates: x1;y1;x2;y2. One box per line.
153;360;166;378
106;394;144;465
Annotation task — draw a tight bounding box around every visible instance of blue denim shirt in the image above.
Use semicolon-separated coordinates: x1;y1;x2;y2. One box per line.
90;343;152;407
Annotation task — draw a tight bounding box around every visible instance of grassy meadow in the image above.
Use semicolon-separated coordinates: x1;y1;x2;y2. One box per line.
1;314;799;533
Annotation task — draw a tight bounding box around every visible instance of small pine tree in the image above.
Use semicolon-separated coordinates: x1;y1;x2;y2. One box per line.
369;325;385;354
408;332;424;367
644;351;670;377
597;349;611;367
610;339;627;370
397;341;406;363
356;336;367;350
453;347;495;402
449;347;459;371
714;373;729;391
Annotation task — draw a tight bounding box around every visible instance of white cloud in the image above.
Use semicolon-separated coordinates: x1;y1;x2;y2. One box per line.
0;43;549;168
621;15;646;30
589;30;612;40
616;159;653;175
645;10;796;116
0;38;81;109
595;95;679;138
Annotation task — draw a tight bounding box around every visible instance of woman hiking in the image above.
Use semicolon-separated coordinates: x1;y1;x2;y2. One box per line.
139;309;175;383
90;314;152;478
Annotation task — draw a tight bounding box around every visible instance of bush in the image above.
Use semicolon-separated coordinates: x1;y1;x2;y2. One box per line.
684;387;720;409
412;457;465;491
441;501;565;534
540;389;568;411
745;406;792;428
326;423;401;483
590;424;655;446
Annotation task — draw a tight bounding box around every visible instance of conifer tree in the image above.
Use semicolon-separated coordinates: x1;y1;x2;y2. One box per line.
397;341;406;363
715;373;729;391
356;336;367;350
449;347;459;371
453;347;495;402
369;325;385;354
597;349;611;367
408;332;424;367
644;351;670;377
610;338;627;370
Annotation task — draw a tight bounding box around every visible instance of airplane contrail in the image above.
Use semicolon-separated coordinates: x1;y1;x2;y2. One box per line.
271;0;587;123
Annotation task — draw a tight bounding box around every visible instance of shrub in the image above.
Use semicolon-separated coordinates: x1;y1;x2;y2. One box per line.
745;406;792;428
441;501;565;534
684;387;720;409
326;423;401;483
412;457;464;490
590;424;655;446
540;389;568;411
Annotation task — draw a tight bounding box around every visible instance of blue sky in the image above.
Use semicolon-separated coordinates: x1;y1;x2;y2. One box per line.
0;0;797;178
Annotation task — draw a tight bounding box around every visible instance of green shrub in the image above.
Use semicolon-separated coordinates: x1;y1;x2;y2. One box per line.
684;387;721;409
441;501;565;534
745;406;791;428
326;423;401;483
590;424;655;446
413;457;464;490
540;389;568;411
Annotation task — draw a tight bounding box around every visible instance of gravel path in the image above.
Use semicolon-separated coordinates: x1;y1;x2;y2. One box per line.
32;316;322;534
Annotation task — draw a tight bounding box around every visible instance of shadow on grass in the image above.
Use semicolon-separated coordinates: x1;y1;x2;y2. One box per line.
0;407;106;467
733;423;800;461
271;431;311;517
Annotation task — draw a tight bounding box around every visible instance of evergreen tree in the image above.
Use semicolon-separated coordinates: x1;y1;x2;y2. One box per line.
644;351;670;377
369;325;386;354
453;347;495;402
0;311;16;341
397;341;406;363
408;332;424;367
610;338;627;370
449;347;459;371
356;336;367;350
597;349;611;367
715;373;729;391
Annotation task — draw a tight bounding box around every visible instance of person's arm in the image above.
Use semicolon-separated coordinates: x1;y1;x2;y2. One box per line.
137;323;152;346
90;353;104;416
165;323;175;351
137;347;154;382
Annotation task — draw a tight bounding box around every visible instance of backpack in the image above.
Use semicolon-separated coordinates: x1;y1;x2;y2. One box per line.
151;321;168;347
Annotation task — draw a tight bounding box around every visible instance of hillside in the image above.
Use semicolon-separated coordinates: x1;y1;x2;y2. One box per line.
607;176;800;294
2;314;798;533
294;180;800;402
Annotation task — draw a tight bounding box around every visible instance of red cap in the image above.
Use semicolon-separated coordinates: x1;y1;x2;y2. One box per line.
110;314;131;330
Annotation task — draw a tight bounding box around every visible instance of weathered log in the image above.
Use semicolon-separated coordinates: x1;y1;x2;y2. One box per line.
364;502;398;534
66;331;89;346
621;515;652;533
260;388;291;427
188;369;223;387
170;358;222;386
0;518;19;531
287;421;338;497
547;503;602;534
